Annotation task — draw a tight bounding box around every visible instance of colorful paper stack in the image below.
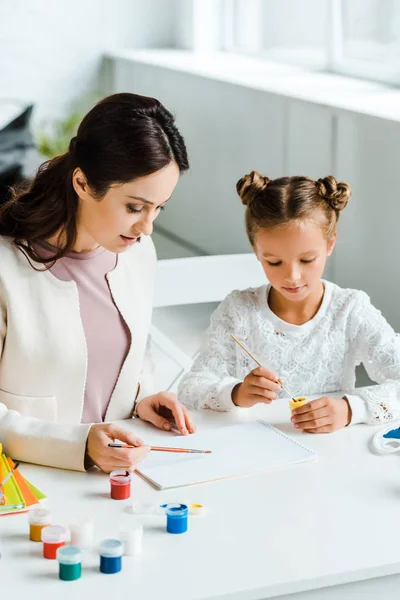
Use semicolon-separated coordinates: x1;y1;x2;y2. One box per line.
0;443;46;515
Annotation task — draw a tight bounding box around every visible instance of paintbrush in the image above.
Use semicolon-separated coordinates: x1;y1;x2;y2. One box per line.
0;462;20;490
231;334;297;401
0;462;20;505
108;443;211;454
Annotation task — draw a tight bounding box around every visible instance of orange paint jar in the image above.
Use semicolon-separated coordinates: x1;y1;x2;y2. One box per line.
41;525;68;559
28;508;51;542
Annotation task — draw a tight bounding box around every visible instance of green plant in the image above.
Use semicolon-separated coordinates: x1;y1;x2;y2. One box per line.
34;90;103;159
35;111;83;159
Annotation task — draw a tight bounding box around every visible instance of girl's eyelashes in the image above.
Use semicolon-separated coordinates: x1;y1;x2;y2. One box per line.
266;258;316;266
126;204;166;215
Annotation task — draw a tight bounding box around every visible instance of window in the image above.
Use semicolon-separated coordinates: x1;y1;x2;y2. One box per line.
331;0;400;84
222;0;400;84
223;0;330;70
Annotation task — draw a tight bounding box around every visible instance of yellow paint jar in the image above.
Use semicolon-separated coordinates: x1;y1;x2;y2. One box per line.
29;508;51;541
289;397;308;411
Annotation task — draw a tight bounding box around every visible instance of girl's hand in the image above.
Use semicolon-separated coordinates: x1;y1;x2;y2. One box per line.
291;396;352;433
136;392;196;436
232;367;282;407
86;423;150;473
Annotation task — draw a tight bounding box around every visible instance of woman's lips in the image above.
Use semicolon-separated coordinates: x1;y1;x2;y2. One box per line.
120;235;139;246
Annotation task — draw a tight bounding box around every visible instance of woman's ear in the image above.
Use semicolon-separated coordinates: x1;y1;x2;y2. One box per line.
327;231;337;256
72;168;91;200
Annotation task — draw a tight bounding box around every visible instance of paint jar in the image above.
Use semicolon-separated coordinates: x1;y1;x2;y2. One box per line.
188;503;206;515
110;470;131;500
41;525;68;559
28;508;51;542
57;545;82;581
120;524;143;556
99;539;124;574
70;517;94;549
289;397;308;412
166;503;188;534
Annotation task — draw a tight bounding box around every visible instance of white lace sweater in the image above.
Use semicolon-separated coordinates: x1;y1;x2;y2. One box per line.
178;281;400;425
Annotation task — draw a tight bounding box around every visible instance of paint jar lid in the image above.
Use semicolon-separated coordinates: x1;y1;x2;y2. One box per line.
165;503;188;517
57;545;81;565
110;470;131;484
28;508;51;525
99;538;124;558
188;503;205;515
132;502;158;515
159;503;205;515
41;525;69;544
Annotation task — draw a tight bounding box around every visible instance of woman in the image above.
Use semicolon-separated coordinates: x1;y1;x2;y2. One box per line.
0;93;195;473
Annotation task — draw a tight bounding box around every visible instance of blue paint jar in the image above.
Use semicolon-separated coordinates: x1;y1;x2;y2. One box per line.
99;539;124;574
166;503;188;534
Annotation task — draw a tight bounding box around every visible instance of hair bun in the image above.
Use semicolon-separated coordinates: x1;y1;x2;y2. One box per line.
316;176;351;211
68;136;77;154
236;171;270;206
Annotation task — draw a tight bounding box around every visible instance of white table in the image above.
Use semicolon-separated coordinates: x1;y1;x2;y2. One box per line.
2;400;400;600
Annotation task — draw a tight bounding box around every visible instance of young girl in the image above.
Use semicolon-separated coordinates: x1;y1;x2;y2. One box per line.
178;171;400;433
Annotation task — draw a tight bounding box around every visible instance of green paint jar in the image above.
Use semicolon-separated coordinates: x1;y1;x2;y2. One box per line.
57;545;82;581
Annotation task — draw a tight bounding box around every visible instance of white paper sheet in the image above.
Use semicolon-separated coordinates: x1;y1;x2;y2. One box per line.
137;420;316;489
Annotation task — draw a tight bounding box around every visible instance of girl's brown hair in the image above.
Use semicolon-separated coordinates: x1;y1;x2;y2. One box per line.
0;93;189;265
236;172;351;245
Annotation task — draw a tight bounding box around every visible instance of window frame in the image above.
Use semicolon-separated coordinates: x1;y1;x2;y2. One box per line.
219;0;400;86
329;0;400;85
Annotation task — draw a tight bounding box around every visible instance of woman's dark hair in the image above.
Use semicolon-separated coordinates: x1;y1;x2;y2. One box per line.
236;171;351;246
0;93;189;264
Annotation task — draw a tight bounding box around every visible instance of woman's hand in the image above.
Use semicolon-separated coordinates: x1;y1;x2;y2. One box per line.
136;392;196;436
86;423;150;473
291;396;352;433
232;367;281;407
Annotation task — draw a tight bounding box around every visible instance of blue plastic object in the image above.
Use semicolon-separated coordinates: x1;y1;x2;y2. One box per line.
383;427;400;440
166;503;188;534
99;539;124;574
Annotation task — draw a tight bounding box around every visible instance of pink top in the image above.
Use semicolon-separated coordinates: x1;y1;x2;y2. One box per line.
35;243;130;423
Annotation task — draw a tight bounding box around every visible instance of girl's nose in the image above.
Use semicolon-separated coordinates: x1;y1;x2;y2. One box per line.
284;266;301;284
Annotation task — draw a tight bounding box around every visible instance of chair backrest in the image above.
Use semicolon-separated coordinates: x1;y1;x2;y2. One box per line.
151;253;265;393
153;253;264;308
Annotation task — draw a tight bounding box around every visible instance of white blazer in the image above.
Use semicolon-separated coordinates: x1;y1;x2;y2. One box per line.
0;235;156;471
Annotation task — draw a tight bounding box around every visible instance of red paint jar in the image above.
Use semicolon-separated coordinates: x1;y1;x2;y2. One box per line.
110;470;131;500
41;525;68;559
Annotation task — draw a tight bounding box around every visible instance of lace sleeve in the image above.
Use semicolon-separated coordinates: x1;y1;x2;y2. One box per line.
348;291;400;424
177;293;242;411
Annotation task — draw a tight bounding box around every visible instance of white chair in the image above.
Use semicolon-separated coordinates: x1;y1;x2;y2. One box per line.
151;253;265;393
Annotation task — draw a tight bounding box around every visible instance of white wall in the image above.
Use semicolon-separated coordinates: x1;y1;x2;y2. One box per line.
334;113;400;330
0;0;178;123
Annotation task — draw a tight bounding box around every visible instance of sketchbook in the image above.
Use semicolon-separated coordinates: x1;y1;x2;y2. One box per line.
136;420;317;490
